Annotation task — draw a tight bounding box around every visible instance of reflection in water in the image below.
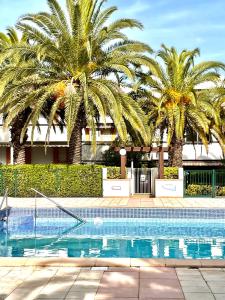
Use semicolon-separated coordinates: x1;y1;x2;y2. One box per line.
1;217;225;259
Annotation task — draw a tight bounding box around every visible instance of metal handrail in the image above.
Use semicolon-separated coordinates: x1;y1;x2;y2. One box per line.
0;189;8;211
31;188;86;223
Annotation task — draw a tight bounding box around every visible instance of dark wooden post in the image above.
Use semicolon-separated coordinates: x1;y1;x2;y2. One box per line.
158;147;164;179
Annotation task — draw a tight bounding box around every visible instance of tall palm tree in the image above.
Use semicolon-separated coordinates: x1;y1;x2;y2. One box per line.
0;0;154;164
0;27;65;164
136;45;225;167
0;28;33;164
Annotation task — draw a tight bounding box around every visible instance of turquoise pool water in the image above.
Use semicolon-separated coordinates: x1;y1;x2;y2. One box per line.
1;215;225;259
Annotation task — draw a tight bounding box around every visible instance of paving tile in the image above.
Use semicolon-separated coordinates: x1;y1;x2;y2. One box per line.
184;293;215;300
65;291;96;299
95;297;138;300
207;280;225;287
107;267;139;272
139;278;183;299
70;279;100;290
77;271;103;280
176;268;201;276
179;280;208;287
209;285;225;293
140;267;177;279
181;285;211;293
214;294;225;300
96;287;138;298
69;286;98;293
100;272;138;290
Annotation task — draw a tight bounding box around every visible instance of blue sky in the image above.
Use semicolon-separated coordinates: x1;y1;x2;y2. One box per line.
1;0;225;62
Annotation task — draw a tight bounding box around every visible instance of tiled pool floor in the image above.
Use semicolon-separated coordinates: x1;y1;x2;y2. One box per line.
1;266;225;300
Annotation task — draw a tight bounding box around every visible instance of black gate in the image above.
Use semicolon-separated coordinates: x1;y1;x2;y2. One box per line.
134;168;151;194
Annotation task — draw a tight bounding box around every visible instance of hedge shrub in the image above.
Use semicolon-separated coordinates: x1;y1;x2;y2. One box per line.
217;186;225;196
106;166;179;179
185;184;212;196
107;167;121;179
164;167;179;179
0;164;103;197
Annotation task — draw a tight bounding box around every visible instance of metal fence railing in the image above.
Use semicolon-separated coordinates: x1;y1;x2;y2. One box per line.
184;169;225;198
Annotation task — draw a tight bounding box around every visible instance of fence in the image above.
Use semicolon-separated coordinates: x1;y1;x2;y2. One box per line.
184;169;225;198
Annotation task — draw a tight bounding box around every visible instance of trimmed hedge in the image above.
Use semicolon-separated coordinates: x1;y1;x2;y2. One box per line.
164;167;179;179
107;167;121;179
0;164;103;197
106;166;179;180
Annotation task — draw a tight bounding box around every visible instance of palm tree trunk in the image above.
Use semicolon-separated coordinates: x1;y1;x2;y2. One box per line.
10;109;30;165
68;121;83;164
68;104;86;164
168;135;183;167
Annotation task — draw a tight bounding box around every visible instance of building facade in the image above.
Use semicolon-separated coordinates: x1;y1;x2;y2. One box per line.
0;115;223;167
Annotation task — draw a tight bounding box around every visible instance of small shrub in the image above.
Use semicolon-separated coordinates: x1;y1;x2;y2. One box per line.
216;186;225;196
186;184;212;196
164;167;179;179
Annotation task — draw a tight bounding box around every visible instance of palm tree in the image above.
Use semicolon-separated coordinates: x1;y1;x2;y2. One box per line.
0;27;65;164
0;28;33;164
136;45;225;167
0;0;154;164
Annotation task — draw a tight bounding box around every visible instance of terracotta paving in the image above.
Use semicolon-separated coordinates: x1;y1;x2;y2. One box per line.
7;197;225;209
1;266;225;300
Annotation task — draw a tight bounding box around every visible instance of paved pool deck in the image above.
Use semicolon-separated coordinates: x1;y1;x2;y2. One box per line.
1;266;225;300
7;196;225;209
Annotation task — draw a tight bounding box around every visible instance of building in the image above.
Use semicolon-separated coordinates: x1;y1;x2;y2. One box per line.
0;114;223;167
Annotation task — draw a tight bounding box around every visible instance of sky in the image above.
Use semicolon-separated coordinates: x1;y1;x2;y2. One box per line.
0;0;225;62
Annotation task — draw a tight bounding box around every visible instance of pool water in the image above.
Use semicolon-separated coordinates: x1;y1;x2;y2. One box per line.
1;215;225;259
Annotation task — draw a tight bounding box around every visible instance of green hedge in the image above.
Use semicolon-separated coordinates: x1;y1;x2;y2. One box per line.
107;167;121;179
0;164;103;197
185;184;212;196
186;184;225;197
106;166;179;179
164;167;179;179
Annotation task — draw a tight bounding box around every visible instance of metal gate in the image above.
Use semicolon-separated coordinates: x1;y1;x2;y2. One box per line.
184;169;225;198
134;168;151;194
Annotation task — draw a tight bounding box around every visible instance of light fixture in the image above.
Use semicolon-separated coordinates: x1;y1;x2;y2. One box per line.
119;148;127;156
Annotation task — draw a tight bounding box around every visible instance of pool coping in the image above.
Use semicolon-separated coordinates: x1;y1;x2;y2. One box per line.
0;257;225;268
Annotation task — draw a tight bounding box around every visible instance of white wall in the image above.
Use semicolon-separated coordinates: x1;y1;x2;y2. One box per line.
155;179;184;198
103;179;131;197
0;128;10;143
183;144;223;161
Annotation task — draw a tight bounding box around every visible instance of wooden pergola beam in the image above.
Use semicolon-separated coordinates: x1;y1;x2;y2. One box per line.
114;146;168;179
114;146;168;153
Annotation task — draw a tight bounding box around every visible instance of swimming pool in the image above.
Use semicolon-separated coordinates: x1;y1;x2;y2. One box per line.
1;208;225;259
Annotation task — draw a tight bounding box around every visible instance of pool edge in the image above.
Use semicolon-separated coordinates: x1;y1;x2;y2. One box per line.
0;257;225;268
